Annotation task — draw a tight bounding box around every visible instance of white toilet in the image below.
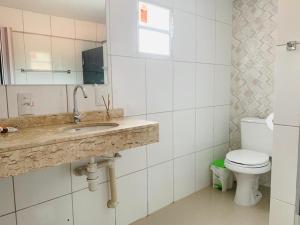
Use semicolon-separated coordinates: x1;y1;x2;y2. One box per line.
225;117;273;206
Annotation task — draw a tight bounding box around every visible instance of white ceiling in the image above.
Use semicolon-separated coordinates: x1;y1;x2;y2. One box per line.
0;0;106;23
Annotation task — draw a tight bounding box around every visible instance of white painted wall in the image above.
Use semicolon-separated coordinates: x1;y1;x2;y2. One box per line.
270;0;300;224
0;0;232;224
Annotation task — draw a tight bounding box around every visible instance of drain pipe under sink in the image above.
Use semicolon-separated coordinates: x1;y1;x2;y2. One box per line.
74;153;121;208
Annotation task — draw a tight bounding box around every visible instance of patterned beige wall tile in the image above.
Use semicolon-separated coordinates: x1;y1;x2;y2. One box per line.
230;0;277;149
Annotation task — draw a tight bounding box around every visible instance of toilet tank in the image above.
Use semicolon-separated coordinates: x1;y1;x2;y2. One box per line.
241;117;273;156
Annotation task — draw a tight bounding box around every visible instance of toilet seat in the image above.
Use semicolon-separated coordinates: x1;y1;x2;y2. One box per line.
225;150;271;175
226;150;269;166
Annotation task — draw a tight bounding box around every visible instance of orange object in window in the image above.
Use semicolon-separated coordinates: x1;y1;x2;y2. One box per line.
140;4;148;23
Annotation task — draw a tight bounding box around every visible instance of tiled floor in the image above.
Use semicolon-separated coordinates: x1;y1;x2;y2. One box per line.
132;186;270;225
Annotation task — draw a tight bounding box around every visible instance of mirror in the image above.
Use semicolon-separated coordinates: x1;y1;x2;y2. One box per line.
0;0;107;85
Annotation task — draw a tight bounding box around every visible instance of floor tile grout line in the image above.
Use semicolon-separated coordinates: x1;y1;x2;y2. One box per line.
69;163;75;225
11;177;18;225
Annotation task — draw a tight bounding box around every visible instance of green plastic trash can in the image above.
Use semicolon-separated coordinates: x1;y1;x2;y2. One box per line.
210;159;233;192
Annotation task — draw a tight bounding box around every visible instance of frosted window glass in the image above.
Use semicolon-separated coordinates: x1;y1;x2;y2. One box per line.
139;28;170;55
139;2;170;31
138;2;171;56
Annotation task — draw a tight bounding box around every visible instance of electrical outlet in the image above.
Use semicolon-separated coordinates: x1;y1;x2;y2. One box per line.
17;93;34;116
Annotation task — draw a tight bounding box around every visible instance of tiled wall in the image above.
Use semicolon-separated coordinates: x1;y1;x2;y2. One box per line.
0;5;106;85
230;0;277;149
0;0;232;225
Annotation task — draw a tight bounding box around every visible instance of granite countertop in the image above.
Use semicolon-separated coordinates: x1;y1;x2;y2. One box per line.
0;117;158;153
0;109;159;177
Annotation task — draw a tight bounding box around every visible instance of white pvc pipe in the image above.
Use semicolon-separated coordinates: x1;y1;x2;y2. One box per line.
107;162;118;208
86;157;98;192
73;155;120;208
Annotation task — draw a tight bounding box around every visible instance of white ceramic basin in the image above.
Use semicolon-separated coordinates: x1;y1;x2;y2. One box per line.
65;123;119;133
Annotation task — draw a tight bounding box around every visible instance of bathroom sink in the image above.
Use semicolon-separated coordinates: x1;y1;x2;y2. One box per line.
64;122;119;133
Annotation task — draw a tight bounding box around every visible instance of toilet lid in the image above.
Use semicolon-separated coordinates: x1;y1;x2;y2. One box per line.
226;150;269;166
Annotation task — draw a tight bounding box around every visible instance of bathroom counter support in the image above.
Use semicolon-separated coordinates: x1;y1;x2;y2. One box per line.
0;109;159;178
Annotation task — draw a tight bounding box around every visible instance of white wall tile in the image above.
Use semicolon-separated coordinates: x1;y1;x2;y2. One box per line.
75;40;96;71
173;10;196;62
274;46;300;126
116;170;147;225
147;112;173;166
73;183;115;225
174;154;195;201
75;20;97;41
195;64;214;107
0;177;15;216
12;32;26;69
0;213;16;225
196;17;215;63
196;0;215;19
109;0;138;56
112;56;146;116
173;62;195;110
195;108;214;150
67;85;111;112
215;22;232;65
196;149;213;191
174;0;196;13
24;34;52;71
0;87;8;118
97;24;107;42
116;147;147;177
173;110;195;157
148;161;173;214
6;85;67;117
214;65;231;105
23;11;51;35
269;198;295;225
213;143;229;160
214;106;229;145
14;165;71;210
52;37;76;71
71;158;107;192
216;0;233;24
0;2;234;225
146;59;173;113
271;125;299;204
0;6;23;31
51;16;75;38
17;195;73;225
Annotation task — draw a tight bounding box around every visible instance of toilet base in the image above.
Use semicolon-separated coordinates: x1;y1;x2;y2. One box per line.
234;172;262;206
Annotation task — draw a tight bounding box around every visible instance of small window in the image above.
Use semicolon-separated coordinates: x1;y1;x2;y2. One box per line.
138;2;171;56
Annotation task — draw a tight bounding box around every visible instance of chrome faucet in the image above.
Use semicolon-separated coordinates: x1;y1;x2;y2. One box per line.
73;85;88;124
